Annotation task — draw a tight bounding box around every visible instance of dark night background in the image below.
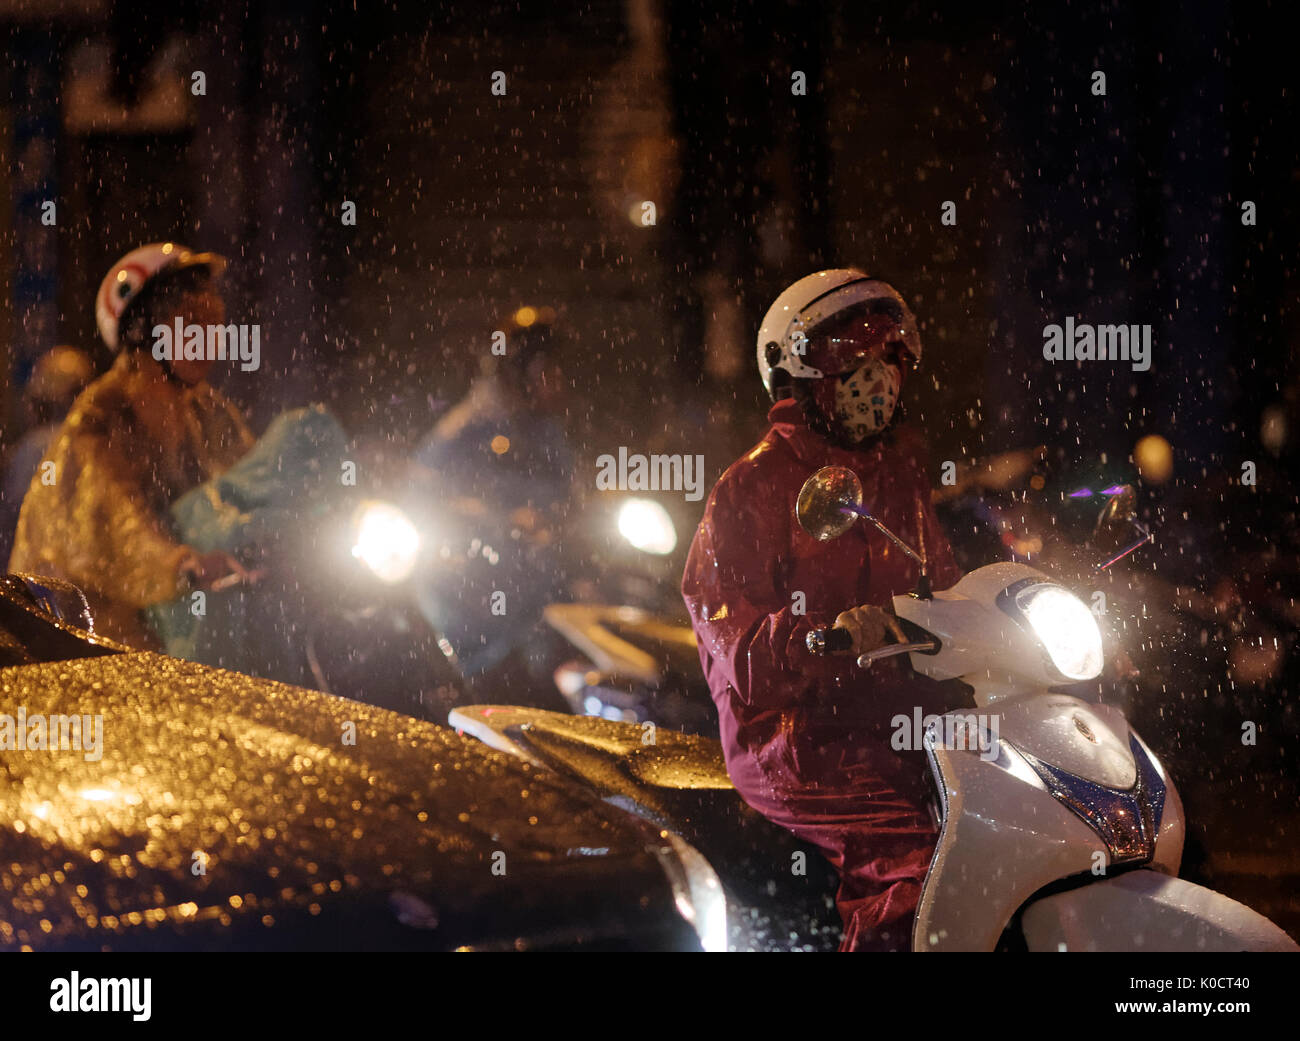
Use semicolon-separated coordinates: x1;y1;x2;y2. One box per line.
2;1;1298;931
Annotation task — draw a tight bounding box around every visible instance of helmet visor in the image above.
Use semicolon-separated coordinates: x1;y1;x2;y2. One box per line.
802;300;913;377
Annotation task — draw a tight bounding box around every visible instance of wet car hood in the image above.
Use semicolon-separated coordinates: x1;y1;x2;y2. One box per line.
450;705;843;951
0;653;696;951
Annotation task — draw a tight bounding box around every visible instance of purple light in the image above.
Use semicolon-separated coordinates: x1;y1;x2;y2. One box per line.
1101;485;1126;496
1068;487;1093;499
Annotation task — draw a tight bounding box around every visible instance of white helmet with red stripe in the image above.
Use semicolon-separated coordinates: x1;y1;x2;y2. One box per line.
756;268;921;400
95;242;226;352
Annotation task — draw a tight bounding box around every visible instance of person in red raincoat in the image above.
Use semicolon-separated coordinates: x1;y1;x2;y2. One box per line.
682;269;964;951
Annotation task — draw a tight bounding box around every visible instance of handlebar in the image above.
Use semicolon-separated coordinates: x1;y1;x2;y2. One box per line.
805;627;856;655
806;625;937;668
208;568;267;593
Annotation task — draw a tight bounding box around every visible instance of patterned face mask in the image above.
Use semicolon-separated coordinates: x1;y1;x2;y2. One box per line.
832;356;902;444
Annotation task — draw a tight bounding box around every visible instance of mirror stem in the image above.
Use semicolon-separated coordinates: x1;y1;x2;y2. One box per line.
1097;531;1154;571
844;506;927;567
914;500;932;599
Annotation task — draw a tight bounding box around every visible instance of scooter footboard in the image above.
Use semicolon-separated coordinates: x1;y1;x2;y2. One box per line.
1021;869;1299;952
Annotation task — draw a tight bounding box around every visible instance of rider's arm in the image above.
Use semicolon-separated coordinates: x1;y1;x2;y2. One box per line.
682;469;845;715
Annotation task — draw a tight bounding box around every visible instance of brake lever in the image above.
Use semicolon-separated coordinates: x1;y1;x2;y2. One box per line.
855;640;937;669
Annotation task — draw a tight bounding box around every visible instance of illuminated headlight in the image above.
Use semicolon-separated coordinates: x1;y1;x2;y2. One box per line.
617;498;677;556
351;501;420;584
1016;584;1104;681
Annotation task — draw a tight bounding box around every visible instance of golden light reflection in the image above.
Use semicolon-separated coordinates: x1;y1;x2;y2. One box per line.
1134;434;1174;484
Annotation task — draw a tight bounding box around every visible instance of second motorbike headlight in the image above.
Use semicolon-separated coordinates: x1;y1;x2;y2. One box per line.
352;500;420;584
1016;583;1104;681
617;498;677;556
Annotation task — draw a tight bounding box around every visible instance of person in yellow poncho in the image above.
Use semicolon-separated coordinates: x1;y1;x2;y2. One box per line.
8;243;255;648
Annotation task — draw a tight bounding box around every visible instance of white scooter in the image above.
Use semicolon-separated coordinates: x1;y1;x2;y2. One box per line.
797;465;1298;952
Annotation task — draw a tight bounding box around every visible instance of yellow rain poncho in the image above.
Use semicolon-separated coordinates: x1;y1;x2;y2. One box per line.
8;351;253;648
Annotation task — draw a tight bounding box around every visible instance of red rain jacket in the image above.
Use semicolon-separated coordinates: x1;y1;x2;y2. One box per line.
682;398;962;951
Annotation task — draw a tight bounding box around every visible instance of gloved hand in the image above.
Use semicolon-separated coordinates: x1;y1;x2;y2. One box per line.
179;548;258;591
833;604;906;655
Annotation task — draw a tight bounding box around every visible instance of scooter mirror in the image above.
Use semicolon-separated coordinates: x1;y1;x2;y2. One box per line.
1091;483;1155;569
1093;484;1138;543
796;466;864;541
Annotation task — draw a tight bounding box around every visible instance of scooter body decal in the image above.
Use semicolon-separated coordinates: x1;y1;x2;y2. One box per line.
1012;735;1166;865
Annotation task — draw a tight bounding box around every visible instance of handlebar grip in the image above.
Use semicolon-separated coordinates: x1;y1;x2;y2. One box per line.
806;627;855;655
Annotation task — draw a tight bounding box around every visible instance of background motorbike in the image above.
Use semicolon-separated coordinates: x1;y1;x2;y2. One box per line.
297;492;467;720
148;409;463;720
408;485;715;729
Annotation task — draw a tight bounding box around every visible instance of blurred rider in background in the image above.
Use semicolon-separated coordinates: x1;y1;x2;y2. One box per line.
8;243;254;647
409;306;574;682
412;306;572;521
0;346;95;562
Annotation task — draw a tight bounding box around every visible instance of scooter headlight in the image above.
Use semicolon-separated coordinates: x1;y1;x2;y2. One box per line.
1015;583;1104;681
351;500;420;584
617;498;677;556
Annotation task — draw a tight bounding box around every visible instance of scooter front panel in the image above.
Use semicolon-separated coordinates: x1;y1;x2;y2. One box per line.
913;729;1107;951
914;705;1182;950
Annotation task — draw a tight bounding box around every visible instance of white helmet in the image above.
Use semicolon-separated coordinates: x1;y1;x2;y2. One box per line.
756;268;921;400
95;242;226;352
